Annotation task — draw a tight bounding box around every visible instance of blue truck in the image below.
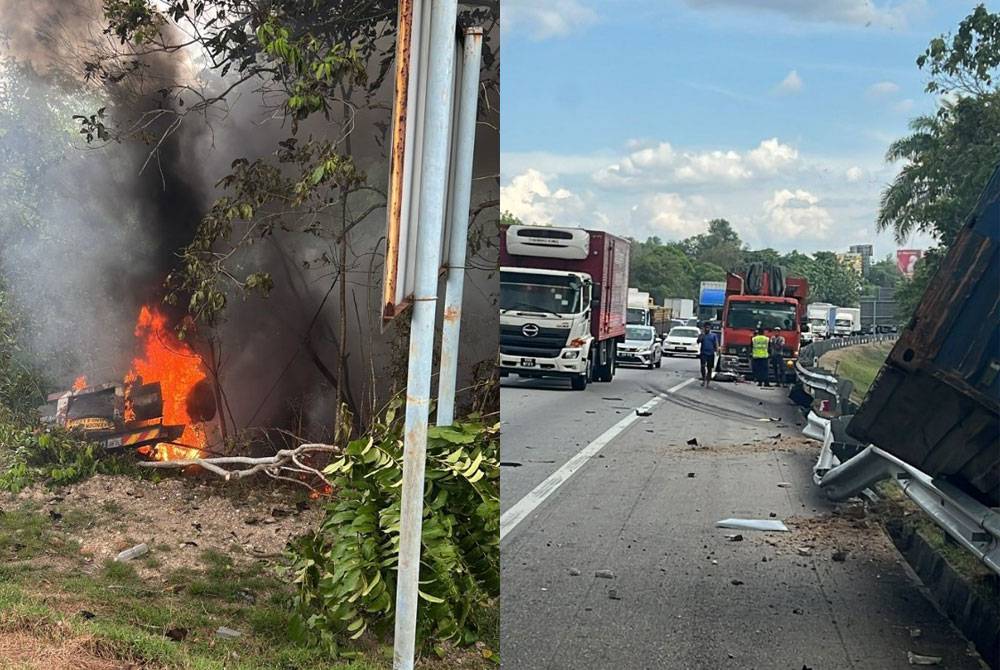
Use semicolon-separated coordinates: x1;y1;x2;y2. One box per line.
697;281;726;325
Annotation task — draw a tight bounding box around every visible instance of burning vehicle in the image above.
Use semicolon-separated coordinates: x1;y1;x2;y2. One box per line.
39;305;218;461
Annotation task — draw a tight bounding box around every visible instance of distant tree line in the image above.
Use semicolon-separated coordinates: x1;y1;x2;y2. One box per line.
501;213;898;310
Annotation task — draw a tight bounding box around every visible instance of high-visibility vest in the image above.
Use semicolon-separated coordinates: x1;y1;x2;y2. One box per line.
751;335;770;359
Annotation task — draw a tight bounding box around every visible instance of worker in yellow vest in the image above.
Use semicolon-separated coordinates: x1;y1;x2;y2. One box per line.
751;327;771;388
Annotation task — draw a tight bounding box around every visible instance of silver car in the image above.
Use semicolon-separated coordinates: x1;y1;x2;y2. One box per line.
617;325;662;369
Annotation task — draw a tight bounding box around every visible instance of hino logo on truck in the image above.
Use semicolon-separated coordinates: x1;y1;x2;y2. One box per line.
521;323;540;337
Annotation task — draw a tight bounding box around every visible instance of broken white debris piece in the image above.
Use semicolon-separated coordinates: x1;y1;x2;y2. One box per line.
716;518;790;532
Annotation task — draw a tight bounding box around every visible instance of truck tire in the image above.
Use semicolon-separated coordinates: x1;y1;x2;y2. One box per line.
571;353;594;390
595;340;615;382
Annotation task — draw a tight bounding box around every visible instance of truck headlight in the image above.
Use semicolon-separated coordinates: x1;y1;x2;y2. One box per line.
561;350;581;359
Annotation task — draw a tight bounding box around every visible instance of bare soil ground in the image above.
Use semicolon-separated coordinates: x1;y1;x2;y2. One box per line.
1;474;323;577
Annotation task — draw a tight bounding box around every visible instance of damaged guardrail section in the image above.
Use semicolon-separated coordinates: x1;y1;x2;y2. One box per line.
820;445;1000;575
795;334;1000;577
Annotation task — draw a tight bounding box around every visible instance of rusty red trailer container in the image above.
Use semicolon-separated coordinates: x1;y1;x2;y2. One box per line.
848;166;1000;505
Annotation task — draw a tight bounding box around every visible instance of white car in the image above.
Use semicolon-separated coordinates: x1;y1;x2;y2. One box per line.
662;326;700;357
617;325;662;369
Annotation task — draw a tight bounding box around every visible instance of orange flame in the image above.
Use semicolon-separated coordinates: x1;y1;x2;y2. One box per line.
127;306;207;461
72;376;87;392
309;484;333;500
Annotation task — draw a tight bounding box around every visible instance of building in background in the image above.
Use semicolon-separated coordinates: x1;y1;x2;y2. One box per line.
849;244;873;276
896;249;923;277
837;252;864;276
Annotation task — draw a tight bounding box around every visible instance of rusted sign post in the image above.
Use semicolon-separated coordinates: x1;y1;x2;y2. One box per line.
382;1;460;669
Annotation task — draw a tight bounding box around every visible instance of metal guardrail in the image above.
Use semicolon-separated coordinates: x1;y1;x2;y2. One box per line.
820;446;1000;574
795;334;1000;576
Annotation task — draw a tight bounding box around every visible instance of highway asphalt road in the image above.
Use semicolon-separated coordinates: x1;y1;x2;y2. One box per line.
500;355;985;670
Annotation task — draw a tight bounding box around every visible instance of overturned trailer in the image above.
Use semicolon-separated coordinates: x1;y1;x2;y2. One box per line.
847;166;1000;505
40;380;185;451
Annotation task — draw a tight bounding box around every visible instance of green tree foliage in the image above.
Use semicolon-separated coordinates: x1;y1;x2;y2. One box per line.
629;238;700;303
289;400;498;651
864;255;903;290
879;4;1000;246
799;252;861;307
0;281;44;422
680;218;743;271
500;211;523;227
879;5;999;324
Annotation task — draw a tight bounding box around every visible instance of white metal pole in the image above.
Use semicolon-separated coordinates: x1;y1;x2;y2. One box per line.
392;1;458;668
436;26;484;427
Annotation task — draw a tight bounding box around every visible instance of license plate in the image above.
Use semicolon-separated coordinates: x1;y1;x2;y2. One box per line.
105;437;122;448
520;358;536;367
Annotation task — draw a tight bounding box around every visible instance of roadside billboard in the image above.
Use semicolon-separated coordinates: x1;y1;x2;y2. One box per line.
896;249;923;277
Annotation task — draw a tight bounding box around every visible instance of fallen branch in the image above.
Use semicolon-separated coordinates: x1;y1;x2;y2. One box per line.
136;443;341;488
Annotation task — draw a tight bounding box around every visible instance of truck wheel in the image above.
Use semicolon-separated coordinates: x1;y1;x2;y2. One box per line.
596;342;614;381
571;373;587;391
654;356;661;369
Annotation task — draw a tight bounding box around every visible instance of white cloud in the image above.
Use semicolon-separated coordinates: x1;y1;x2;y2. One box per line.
893;98;915;113
593;138;798;188
500;169;586;226
631;193;709;239
775;69;803;94
503;0;598;40
747;138;800;171
761;189;832;239
867;81;900;97
683;0;926;29
845;166;865;182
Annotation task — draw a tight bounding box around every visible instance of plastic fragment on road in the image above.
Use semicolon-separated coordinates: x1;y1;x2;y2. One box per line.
216;627;242;639
907;651;942;665
114;543;149;562
716;518;789;532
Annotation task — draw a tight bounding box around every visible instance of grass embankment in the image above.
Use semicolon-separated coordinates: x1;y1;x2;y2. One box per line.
875;481;999;603
0;487;497;670
818;341;894;403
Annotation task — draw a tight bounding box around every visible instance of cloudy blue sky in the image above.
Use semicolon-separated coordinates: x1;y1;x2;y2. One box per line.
500;0;980;256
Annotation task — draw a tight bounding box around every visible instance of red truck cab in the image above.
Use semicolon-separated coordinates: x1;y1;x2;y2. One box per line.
718;267;808;380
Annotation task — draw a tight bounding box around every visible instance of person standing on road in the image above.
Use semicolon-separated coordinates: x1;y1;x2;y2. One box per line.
768;327;786;388
751;327;770;387
696;323;719;387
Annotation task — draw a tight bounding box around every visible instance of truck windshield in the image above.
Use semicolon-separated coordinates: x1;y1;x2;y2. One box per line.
836;319;851;327
810;318;826;327
500;272;582;314
726;301;797;330
626;308;646;324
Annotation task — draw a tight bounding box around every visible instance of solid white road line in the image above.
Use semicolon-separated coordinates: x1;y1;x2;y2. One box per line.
500;377;697;543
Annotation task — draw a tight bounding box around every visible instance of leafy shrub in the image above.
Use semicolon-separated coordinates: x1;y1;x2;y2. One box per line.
0;281;45;423
0;409;147;492
288;399;499;652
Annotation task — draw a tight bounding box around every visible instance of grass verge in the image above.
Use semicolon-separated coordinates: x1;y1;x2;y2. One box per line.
0;502;497;670
818;341;894;403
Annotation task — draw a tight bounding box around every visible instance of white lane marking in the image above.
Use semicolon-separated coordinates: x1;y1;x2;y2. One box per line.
500;378;698;542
